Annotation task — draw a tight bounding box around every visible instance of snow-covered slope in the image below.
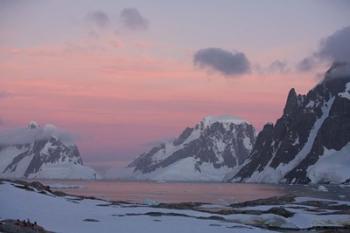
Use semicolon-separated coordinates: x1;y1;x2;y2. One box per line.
229;62;350;184
126;116;256;181
0;122;98;179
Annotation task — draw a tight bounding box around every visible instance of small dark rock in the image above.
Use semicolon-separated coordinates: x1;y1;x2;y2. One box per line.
266;207;294;218
83;218;99;222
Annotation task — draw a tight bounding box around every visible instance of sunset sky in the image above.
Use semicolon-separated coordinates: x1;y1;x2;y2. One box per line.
1;0;350;173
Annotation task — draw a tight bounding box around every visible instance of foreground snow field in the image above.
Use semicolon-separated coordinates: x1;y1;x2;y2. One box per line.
0;181;273;233
0;180;350;233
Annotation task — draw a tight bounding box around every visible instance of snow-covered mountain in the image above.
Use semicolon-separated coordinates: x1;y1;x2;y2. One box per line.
127;116;256;181
0;122;98;179
228;62;350;184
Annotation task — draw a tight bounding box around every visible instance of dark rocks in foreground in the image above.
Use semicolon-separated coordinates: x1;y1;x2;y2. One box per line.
0;219;50;233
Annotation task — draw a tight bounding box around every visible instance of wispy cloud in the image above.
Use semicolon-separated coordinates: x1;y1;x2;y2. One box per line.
267;60;288;73
0;123;75;146
296;57;317;72
86;10;110;28
120;8;148;30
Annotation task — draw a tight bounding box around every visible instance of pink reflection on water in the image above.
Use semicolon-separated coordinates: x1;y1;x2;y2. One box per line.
41;180;286;204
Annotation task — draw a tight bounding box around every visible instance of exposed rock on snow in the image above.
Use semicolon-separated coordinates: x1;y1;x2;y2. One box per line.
0;219;50;233
126;115;256;181
229;63;350;184
0;123;98;179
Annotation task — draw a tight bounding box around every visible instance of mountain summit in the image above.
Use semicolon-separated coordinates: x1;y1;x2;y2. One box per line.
229;63;350;184
127;115;256;181
0;122;98;179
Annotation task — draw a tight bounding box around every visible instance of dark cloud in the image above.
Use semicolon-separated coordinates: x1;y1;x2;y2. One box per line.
193;48;251;77
297;25;350;71
120;8;148;30
317;25;350;63
86;11;110;28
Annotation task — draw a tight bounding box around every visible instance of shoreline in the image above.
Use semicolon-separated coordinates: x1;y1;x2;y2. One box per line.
1;179;350;233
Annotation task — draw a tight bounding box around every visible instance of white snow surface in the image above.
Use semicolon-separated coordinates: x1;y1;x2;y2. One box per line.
307;143;350;184
1;182;350;232
132;157;233;182
202;115;249;127
0;182;274;233
338;82;350;100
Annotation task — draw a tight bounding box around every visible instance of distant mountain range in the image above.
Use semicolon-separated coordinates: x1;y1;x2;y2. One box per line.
0;122;98;179
126;116;256;181
126;63;350;184
2;63;349;183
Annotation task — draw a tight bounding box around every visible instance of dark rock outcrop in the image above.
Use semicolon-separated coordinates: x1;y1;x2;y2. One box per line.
230;63;350;184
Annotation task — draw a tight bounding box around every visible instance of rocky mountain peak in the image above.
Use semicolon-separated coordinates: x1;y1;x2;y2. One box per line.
283;88;299;115
230;64;350;184
28;121;39;129
126;115;256;181
0;122;98;179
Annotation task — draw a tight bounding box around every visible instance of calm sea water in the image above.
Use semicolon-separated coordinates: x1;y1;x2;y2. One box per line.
39;180;287;204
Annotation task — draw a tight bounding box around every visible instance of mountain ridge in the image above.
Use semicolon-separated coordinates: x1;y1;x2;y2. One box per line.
126;115;256;181
228;63;350;184
0;122;98;179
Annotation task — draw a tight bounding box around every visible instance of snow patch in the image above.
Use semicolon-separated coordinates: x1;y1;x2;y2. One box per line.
202;115;249;128
307;143;350;184
338;82;350;100
133;157;232;182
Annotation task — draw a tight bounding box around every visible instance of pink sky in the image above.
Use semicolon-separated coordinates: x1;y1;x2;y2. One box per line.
0;43;316;169
1;0;349;172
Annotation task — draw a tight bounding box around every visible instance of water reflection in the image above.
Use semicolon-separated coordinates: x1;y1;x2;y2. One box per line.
40;180;286;204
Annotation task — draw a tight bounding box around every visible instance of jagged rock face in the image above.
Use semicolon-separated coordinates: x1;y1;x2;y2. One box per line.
0;123;98;179
231;63;350;184
3;137;82;177
128;116;256;181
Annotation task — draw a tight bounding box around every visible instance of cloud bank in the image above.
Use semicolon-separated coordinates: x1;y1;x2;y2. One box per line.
0;122;75;146
297;25;350;71
317;25;350;63
193;48;251;77
120;8;148;30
